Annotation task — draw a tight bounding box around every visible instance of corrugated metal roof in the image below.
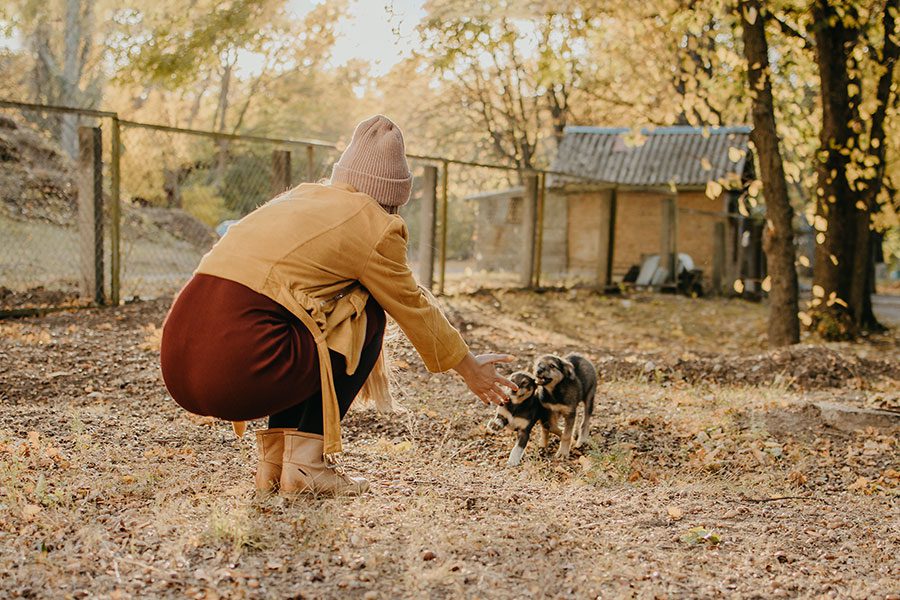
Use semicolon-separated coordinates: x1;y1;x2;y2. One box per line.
549;126;751;188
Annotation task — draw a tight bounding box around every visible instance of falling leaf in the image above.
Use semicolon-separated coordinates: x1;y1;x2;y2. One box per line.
798;311;813;326
705;180;723;199
816;233;825;244
743;5;758;24
761;276;771;292
748;179;762;197
701;157;712;171
733;279;745;294
798;255;810;267
812;285;825;298
728;146;745;162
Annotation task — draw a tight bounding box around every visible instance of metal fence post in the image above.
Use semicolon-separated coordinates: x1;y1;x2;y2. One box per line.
110;117;121;306
521;173;538;288
272;150;292;195
78;126;104;304
418;165;438;290
438;160;449;295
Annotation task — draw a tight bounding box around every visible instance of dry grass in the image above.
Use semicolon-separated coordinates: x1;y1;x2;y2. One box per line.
0;292;898;599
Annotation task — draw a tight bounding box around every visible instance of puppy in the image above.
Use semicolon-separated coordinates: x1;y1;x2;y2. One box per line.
533;353;597;458
487;372;561;466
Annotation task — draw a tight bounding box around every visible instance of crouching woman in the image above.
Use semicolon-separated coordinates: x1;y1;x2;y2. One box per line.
159;115;515;496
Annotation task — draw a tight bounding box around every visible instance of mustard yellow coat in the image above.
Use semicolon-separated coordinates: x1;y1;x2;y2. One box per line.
195;182;469;454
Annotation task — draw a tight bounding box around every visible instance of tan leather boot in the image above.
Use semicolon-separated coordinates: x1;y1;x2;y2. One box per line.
281;431;369;496
255;428;290;492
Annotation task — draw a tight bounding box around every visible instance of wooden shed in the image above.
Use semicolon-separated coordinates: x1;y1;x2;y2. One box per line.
471;126;758;290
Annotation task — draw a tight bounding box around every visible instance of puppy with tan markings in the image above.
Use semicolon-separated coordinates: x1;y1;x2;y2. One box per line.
487;372;561;466
533;353;597;458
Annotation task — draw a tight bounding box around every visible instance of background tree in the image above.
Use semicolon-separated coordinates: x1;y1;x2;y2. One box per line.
738;0;800;346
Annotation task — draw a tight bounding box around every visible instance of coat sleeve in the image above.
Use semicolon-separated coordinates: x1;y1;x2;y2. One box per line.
360;218;469;373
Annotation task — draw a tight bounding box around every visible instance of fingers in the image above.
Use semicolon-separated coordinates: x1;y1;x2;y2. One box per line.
496;375;518;391
475;386;505;405
477;353;516;365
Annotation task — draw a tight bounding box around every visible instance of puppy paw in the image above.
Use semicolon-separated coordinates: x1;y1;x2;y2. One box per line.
506;457;521;467
554;449;570;460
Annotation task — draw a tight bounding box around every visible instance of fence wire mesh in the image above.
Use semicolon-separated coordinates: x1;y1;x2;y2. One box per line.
116;123;344;301
0;104;114;312
1;100;748;315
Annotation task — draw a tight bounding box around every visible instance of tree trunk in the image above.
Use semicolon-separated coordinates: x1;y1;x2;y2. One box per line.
810;0;859;332
60;0;84;159
848;1;898;332
213;60;233;187
740;0;799;346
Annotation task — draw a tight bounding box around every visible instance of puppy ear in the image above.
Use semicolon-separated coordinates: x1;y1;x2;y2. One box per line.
561;359;576;380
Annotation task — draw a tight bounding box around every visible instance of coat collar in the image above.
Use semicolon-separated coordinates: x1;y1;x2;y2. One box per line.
329;181;357;193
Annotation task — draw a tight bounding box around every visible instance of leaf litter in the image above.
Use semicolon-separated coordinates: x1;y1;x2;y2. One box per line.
0;291;898;598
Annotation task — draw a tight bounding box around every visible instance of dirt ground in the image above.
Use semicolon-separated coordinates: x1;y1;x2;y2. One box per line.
1;290;898;599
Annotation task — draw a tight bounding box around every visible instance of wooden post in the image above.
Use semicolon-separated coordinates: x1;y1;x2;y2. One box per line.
533;172;546;288
306;145;316;182
660;196;677;283
606;187;618;287
272;150;291;196
110;117;121;306
78;126;104;304
520;173;539;288
596;188;615;288
418;165;438;291
712;220;726;295
437;160;449;295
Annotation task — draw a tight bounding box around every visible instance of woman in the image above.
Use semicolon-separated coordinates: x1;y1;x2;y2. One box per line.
160;115;515;496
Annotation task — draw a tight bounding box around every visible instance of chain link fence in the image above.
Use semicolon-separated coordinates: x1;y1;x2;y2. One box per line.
115;122;341;301
0;101;117;313
1;99;755;315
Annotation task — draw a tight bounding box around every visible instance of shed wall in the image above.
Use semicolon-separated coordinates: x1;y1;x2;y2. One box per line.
612;192;664;276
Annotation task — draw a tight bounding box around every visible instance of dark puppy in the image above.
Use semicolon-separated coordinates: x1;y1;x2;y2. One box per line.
533;353;597;458
487;372;561;466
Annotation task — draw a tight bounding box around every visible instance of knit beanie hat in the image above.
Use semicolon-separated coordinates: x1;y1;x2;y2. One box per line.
331;115;412;211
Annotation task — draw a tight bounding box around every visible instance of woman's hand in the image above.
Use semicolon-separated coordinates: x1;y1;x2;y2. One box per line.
453;352;518;406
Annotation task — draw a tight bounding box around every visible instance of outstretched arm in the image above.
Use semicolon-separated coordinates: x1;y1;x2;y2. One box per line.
360;219;516;405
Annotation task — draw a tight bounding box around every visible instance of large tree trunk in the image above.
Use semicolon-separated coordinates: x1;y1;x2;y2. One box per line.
810;0;859;333
740;0;799;346
848;1;898;332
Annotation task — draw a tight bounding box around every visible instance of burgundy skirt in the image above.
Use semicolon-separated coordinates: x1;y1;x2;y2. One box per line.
160;274;379;422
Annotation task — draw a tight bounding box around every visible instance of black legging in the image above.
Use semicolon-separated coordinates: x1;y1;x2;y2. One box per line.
268;300;386;432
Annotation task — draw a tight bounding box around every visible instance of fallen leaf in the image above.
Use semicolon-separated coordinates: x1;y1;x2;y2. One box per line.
22;504;42;521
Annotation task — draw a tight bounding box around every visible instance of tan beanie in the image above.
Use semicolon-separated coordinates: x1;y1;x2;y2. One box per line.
331;115;412;211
